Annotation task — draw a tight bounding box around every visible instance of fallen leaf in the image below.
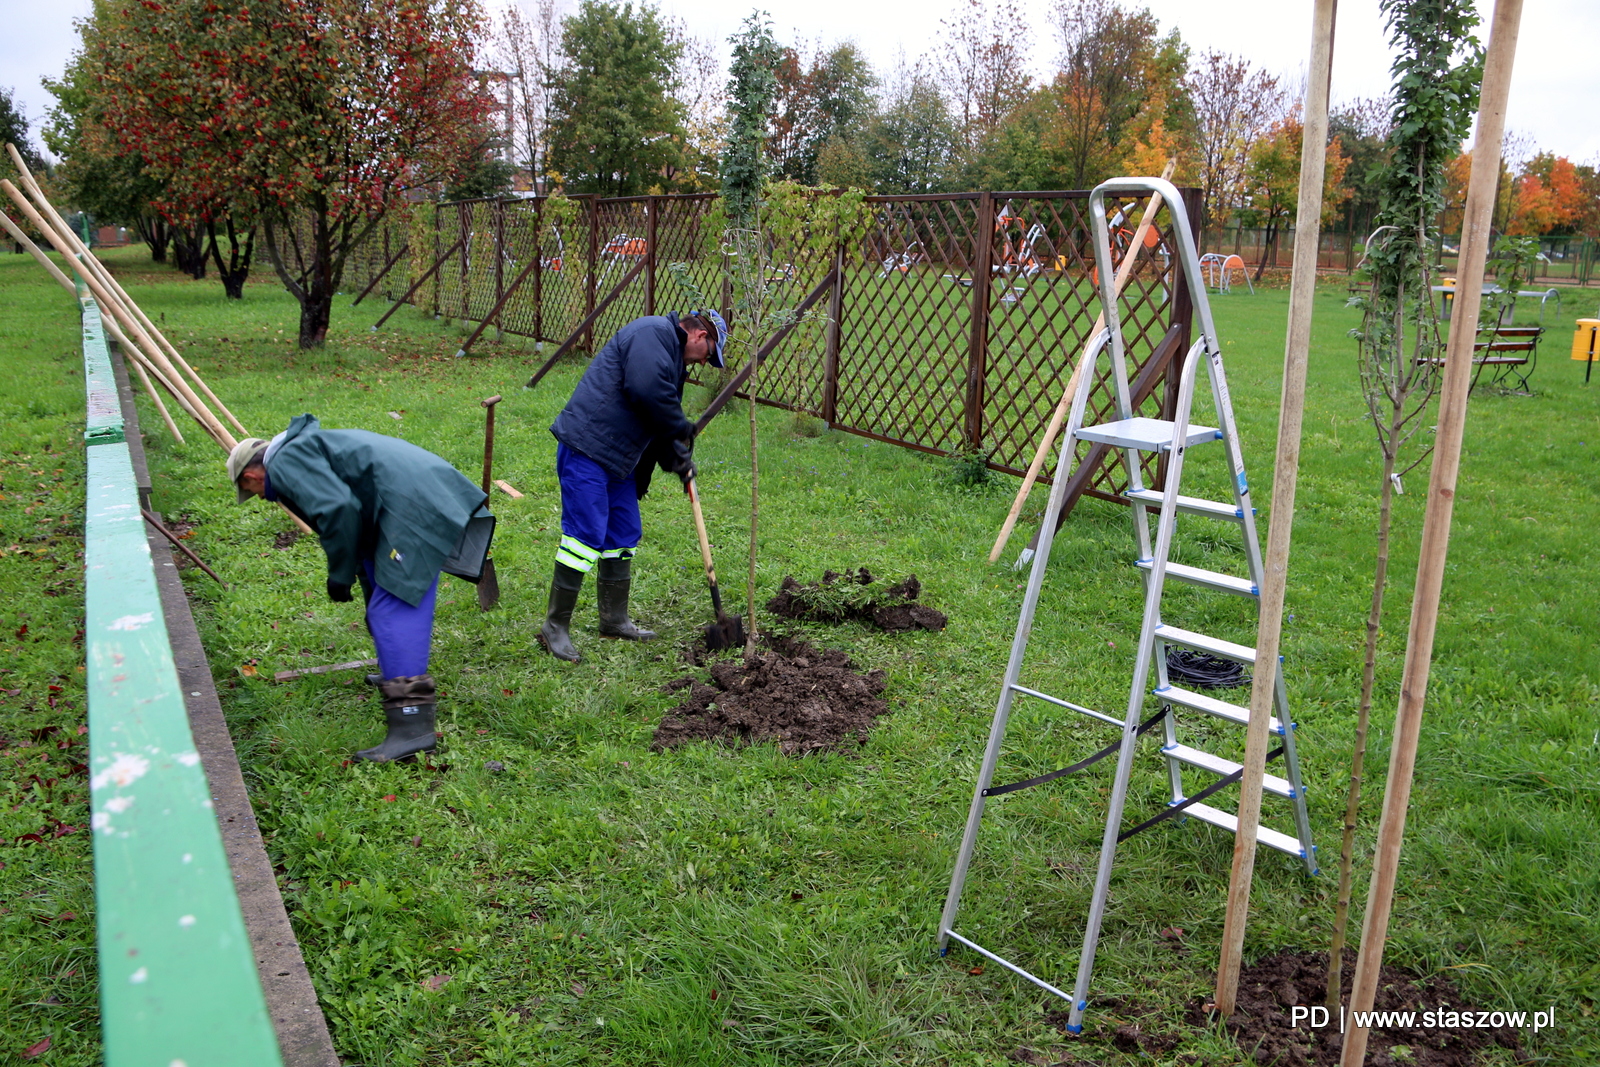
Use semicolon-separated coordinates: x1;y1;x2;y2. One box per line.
47;685;62;692
1159;927;1184;940
424;974;451;991
502;689;514;697
968;965;985;975
570;981;586;996
411;836;422;847
15;625;27;639
21;1037;51;1058
790;891;804;902
383;794;397;802
709;989;719;1001
239;662;259;677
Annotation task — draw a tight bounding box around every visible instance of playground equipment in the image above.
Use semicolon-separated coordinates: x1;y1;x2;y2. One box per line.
939;176;1316;1032
995;201;1054;277
1201;252;1254;294
1573;319;1600;383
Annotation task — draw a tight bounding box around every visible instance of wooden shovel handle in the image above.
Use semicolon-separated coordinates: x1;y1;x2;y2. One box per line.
686;478;717;586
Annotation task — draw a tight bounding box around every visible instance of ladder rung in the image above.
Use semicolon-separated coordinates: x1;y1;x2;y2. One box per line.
1076;417;1220;452
1126;487;1249;521
1153;625;1256;664
1154;685;1285;734
1181;802;1305;857
1136;560;1257;597
1161;744;1295;797
1007;685;1122;727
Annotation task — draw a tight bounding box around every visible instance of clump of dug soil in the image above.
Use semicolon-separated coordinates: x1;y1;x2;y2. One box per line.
766;567;947;633
652;637;888;755
1177;949;1521;1066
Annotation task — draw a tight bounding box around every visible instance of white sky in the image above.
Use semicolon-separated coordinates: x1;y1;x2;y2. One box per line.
5;0;1597;166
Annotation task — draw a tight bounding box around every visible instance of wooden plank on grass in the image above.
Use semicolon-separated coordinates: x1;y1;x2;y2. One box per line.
494;479;523;499
274;659;379;683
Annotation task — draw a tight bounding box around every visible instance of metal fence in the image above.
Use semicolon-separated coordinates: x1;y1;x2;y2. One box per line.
345;189;1202;503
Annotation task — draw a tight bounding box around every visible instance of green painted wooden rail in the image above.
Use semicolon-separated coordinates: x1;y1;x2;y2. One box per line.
80;293;282;1066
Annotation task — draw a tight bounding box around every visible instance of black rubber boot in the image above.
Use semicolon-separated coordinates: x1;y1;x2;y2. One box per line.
597;557;656;640
354;674;438;763
539;562;584;662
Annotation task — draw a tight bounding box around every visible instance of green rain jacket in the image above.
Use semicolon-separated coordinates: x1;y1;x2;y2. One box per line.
263;414;488;606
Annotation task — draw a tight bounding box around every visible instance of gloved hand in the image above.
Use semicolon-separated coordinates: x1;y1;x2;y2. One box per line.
327;579;354;603
667;436;696;488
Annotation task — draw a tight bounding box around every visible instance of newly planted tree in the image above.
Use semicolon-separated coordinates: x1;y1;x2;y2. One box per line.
1328;0;1482;1010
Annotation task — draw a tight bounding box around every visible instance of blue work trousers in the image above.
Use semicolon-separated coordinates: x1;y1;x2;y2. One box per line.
555;442;642;572
359;558;439;678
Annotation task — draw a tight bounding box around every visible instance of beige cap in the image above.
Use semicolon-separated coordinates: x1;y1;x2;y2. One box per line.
226;438;270;502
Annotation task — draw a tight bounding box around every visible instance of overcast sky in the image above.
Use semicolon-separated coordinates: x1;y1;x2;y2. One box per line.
5;0;1597;166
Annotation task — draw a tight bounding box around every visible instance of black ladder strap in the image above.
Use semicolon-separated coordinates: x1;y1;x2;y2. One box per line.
981;709;1168;798
1117;745;1286;843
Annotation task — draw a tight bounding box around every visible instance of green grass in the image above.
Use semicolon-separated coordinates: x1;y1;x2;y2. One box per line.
3;244;1598;1065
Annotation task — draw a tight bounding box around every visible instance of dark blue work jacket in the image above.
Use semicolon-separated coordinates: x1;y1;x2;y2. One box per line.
549;315;693;483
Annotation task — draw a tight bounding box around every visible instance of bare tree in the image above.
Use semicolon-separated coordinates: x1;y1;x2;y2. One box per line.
937;0;1031;151
493;0;566;192
667;28;726;190
1186;49;1288;240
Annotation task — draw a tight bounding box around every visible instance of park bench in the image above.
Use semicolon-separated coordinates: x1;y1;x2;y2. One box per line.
1416;324;1541;393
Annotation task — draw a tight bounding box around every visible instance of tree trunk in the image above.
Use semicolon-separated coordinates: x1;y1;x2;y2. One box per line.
172;224;208;279
1253;221;1277;283
207;216;255;300
137;213;171;264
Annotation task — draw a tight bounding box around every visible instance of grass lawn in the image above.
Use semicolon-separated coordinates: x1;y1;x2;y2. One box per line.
3;244;1597;1065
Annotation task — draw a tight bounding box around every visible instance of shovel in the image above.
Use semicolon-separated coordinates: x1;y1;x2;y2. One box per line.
477;394;502;610
685;476;745;651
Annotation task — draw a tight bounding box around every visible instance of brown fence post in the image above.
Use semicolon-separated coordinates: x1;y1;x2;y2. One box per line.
533;198;544;342
585;196;598;354
494;199;505;341
431;204;441;317
458;201;470;321
645;195;657;316
965;191;995;453
823;243;845;426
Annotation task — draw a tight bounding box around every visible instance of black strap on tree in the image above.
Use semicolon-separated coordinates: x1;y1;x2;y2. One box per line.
1117;744;1286;843
981;709;1169;798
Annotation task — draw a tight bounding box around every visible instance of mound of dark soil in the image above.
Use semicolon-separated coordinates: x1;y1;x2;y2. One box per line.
1174;949;1522;1066
766;568;947;633
652;637;889;755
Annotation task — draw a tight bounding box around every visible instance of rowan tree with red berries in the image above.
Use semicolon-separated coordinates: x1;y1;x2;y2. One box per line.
82;0;496;347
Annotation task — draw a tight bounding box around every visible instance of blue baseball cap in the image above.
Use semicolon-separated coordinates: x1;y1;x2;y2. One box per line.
700;309;728;368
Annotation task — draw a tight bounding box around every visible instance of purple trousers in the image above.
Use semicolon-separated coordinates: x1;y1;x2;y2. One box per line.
359;559;439;678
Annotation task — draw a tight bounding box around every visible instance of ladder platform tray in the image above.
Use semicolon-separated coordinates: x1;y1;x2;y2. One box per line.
1077;416;1220;452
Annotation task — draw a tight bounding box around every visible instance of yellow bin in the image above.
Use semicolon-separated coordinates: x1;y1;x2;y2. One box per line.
1573;319;1600;361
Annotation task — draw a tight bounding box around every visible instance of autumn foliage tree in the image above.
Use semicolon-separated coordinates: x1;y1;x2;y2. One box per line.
82;0;494;347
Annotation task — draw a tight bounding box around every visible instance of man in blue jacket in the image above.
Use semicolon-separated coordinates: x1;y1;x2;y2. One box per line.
227;415;490;762
542;309;727;662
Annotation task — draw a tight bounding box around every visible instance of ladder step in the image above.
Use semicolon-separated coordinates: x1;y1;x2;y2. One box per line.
1154;625;1256;665
1161;744;1295;797
1154;685;1285;734
1076;417;1221;452
1126;487;1249;521
1136;559;1257;597
1181;802;1305;857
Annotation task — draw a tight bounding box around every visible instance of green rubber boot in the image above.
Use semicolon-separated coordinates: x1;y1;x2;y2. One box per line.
354;674;438;763
597;556;656;641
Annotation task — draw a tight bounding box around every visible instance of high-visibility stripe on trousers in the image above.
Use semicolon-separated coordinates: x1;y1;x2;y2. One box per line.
554;442;642;573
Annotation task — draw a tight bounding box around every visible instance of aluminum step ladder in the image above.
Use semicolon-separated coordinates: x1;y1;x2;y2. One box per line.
937;176;1316;1035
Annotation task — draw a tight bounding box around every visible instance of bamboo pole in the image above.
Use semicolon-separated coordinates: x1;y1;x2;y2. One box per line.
1214;0;1337;1017
1340;1;1523;1061
3;208;188;443
1;178;235;449
5;144;250;439
989;158;1176;563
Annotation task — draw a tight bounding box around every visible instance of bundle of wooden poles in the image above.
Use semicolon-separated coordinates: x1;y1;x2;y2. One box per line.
2;142;244;452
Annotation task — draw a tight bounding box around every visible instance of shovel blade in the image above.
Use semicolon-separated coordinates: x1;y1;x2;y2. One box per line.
703;613;746;651
477;557;501;611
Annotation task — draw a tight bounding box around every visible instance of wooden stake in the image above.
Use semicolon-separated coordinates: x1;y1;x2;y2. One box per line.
1214;0;1337;1017
5;144;250;439
1340;1;1523;1061
1;179;234;449
3;206;189;443
989;158;1176;563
